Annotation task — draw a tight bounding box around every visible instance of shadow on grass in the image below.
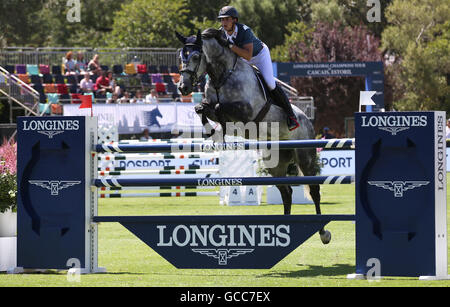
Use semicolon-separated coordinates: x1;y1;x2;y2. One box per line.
259;202;340;208
258;264;355;278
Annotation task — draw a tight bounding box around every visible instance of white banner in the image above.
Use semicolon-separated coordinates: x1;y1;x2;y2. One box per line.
319;150;355;176
63;103;204;134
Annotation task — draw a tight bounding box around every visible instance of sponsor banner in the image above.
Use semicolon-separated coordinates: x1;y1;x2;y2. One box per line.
93;215;353;269
319;150;354;176
355;111;447;277
63;103;204;134
101;158;219;170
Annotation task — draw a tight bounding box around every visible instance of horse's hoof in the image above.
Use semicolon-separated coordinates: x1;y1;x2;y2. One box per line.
319;230;331;244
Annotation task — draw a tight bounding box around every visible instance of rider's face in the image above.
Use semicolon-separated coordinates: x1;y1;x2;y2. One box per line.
220;17;235;33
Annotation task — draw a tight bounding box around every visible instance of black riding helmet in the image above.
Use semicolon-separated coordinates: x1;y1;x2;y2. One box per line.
218;6;238;20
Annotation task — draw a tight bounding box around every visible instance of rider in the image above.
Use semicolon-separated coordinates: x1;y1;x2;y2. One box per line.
217;6;300;131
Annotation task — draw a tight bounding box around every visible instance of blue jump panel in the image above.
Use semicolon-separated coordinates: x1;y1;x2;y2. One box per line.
93;215;355;269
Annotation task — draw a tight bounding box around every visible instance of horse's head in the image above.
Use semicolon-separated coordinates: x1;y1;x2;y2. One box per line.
176;30;205;96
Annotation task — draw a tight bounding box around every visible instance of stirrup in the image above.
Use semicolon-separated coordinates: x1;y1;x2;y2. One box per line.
288;116;300;131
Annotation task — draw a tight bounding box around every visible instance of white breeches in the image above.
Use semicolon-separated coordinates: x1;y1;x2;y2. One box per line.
243;44;276;90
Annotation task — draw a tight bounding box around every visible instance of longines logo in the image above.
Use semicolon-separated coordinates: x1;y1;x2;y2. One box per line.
22;120;80;139
368;180;429;197
197;178;243;186
192;249;254;265
361;115;427;135
157;224;290;266
28;180;81;196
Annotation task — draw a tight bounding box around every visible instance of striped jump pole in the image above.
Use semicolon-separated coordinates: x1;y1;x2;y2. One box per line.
95;139;355;154
99;186;216;191
99;191;219;198
94;175;355;188
98;169;219;176
98;165;219;172
98;153;219;160
116;138;208;144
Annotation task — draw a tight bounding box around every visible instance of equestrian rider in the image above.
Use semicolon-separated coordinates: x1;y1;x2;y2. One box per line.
218;6;300;131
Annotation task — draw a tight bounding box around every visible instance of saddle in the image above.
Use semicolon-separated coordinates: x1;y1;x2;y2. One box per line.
251;65;283;123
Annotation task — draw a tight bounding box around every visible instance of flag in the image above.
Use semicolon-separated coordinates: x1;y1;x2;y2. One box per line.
359;91;377;112
79;95;93;116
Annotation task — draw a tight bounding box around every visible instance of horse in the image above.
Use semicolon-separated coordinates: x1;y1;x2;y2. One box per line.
175;29;331;244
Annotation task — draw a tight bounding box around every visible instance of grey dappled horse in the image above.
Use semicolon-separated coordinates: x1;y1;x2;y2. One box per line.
176;29;330;244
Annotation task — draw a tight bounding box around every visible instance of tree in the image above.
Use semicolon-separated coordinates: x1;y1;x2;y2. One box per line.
381;0;450;112
0;0;44;47
230;0;303;49
107;0;190;48
33;0;129;47
284;22;383;135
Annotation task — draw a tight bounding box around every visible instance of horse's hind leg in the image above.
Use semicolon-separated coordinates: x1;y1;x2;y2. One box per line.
295;148;331;244
265;149;295;215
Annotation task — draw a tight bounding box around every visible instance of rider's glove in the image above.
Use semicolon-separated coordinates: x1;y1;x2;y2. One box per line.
227;39;234;49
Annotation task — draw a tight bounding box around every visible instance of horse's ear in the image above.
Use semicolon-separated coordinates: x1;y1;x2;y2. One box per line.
175;31;186;44
196;29;202;45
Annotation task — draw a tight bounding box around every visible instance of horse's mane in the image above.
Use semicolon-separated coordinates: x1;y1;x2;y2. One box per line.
201;28;228;47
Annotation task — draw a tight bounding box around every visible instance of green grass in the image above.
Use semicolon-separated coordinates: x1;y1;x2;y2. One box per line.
1;182;449;287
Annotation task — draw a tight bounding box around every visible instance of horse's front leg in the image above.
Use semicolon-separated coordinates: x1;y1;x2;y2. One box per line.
194;102;218;138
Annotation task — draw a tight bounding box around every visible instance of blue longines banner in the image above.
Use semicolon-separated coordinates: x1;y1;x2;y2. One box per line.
355;111;447;277
93;215;353;269
17;116;96;270
275;62;385;111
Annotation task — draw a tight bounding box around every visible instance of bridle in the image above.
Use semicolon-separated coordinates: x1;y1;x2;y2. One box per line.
179;45;204;88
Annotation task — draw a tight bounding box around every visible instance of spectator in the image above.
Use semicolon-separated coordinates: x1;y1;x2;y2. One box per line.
140;128;150;141
119;91;131;104
446;119;450;139
88;54;102;75
76;52;87;73
107;71;122;97
95;70;112;96
322;127;335;139
145;89;159;104
131;90;145;104
107;93;119;104
79;72;95;93
64;51;77;75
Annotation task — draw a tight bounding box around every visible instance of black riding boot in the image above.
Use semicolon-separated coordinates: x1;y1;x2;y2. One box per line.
271;84;300;131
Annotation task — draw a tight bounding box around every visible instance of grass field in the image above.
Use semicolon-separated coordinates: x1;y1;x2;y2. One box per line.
1;180;449;288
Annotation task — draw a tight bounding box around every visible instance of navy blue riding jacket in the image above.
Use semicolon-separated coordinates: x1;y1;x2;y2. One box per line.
220;23;263;57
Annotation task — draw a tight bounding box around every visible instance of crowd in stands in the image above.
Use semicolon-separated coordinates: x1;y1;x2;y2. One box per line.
2;51;206;115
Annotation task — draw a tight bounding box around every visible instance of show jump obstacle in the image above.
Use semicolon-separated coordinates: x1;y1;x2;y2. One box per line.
14;112;448;279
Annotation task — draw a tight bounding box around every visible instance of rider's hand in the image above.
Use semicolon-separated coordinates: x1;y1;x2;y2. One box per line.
227;39;234;49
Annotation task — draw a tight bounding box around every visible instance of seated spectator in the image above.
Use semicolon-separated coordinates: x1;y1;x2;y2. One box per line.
131;90;145;104
107;71;122;97
107;93;119;104
79;72;95;93
95;70;112;96
140;128;150;141
322;127;335;139
76;52;87;73
119;91;131;104
145;89;159;104
88;54;102;75
64;51;77;75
